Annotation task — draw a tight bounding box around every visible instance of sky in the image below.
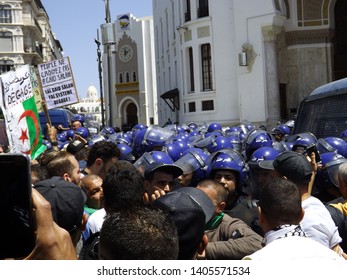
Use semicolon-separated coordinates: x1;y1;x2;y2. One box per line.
42;0;153;98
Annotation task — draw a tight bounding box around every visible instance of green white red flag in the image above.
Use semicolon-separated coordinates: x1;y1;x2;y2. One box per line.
0;65;45;159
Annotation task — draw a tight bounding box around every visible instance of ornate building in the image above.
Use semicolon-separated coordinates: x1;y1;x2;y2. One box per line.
0;0;63;75
153;0;345;128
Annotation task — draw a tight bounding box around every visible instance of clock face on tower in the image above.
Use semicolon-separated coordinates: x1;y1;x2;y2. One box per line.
119;44;133;63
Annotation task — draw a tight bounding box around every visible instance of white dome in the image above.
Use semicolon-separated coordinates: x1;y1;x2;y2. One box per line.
87;85;98;100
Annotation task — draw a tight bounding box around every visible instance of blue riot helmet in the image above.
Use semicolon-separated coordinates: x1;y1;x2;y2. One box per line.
273;140;293;153
287;132;317;145
172;139;191;156
226;134;242;153
271;124;290;141
247;147;280;199
247;147;280;169
75;127;89;139
324;137;347;158
292;136;318;153
132;123;147;132
164;143;181;161
175;148;208;187
133;151;183;179
117;143;135;163
207;122;222;133
316;138;336;155
206;148;248;193
100;126;115;139
132;126;175;158
66;129;75;140
284;119;295;132
208;136;234;154
110;132;132;146
71;114;85;124
314;152;347;199
193;133;217;152
244;129;273;160
87;134;106;147
57;131;67;142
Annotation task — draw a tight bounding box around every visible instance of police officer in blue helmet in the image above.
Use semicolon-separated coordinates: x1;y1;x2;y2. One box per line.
206;149;249;210
134;151;183;203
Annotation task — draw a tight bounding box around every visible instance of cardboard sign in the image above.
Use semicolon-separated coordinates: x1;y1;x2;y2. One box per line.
37;57;79;109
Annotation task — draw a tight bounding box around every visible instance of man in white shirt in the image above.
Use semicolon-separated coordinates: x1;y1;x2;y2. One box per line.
243;178;342;260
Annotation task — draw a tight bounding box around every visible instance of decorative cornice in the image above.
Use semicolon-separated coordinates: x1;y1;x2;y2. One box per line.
286;29;334;46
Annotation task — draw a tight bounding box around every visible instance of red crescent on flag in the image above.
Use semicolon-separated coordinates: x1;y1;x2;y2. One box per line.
18;110;40;155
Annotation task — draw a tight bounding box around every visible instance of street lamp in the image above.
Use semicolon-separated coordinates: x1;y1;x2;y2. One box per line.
94;29;105;129
100;0;116;127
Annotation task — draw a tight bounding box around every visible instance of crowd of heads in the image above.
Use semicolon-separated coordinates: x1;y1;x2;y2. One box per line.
7;114;347;260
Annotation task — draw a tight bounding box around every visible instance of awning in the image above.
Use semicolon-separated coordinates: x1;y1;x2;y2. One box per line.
160;88;179;111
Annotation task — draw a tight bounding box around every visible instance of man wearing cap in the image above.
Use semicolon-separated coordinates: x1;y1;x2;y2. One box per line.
34;176;87;252
154;187;214;259
197;179;262;259
271;151;343;255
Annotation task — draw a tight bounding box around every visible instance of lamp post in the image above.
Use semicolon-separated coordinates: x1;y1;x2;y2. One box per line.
94;29;105;129
100;0;116;127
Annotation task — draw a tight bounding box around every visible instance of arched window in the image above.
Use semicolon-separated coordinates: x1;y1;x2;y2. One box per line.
126;72;130;82
0;5;12;23
132;71;137;82
119;73;123;83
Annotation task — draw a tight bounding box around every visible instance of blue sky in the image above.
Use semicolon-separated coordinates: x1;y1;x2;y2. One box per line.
42;0;153;98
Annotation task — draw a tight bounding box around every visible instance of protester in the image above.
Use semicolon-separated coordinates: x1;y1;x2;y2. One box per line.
98;205;179;260
154;187;214;259
25;189;77;260
243;178;343;260
196;179;263;259
81;141;120;179
270;151;343;255
80;175;104;216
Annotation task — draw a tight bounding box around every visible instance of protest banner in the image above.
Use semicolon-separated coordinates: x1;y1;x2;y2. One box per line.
37;57;79;109
0;65;46;159
30;66;44;113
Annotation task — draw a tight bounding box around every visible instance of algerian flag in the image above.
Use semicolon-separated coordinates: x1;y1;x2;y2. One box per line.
0;65;46;159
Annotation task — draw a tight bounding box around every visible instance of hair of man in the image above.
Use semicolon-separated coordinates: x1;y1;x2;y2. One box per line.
259;178;303;228
98;205;179;260
86;141;121;167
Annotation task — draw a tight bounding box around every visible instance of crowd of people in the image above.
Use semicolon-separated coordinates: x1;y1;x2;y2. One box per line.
3;114;347;260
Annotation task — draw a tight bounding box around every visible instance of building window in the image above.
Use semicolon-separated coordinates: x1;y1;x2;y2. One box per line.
198;0;209;18
119;73;123;83
132;71;137;82
0;31;13;52
188;47;194;92
126;72;130;82
202;100;214;111
185;0;191;22
188;102;196;112
0;5;12;23
201;43;212;91
0;59;14;74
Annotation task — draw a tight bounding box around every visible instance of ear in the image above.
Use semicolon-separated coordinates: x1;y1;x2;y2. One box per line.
217;201;226;213
63;172;71;182
95;158;103;168
197;234;208;255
